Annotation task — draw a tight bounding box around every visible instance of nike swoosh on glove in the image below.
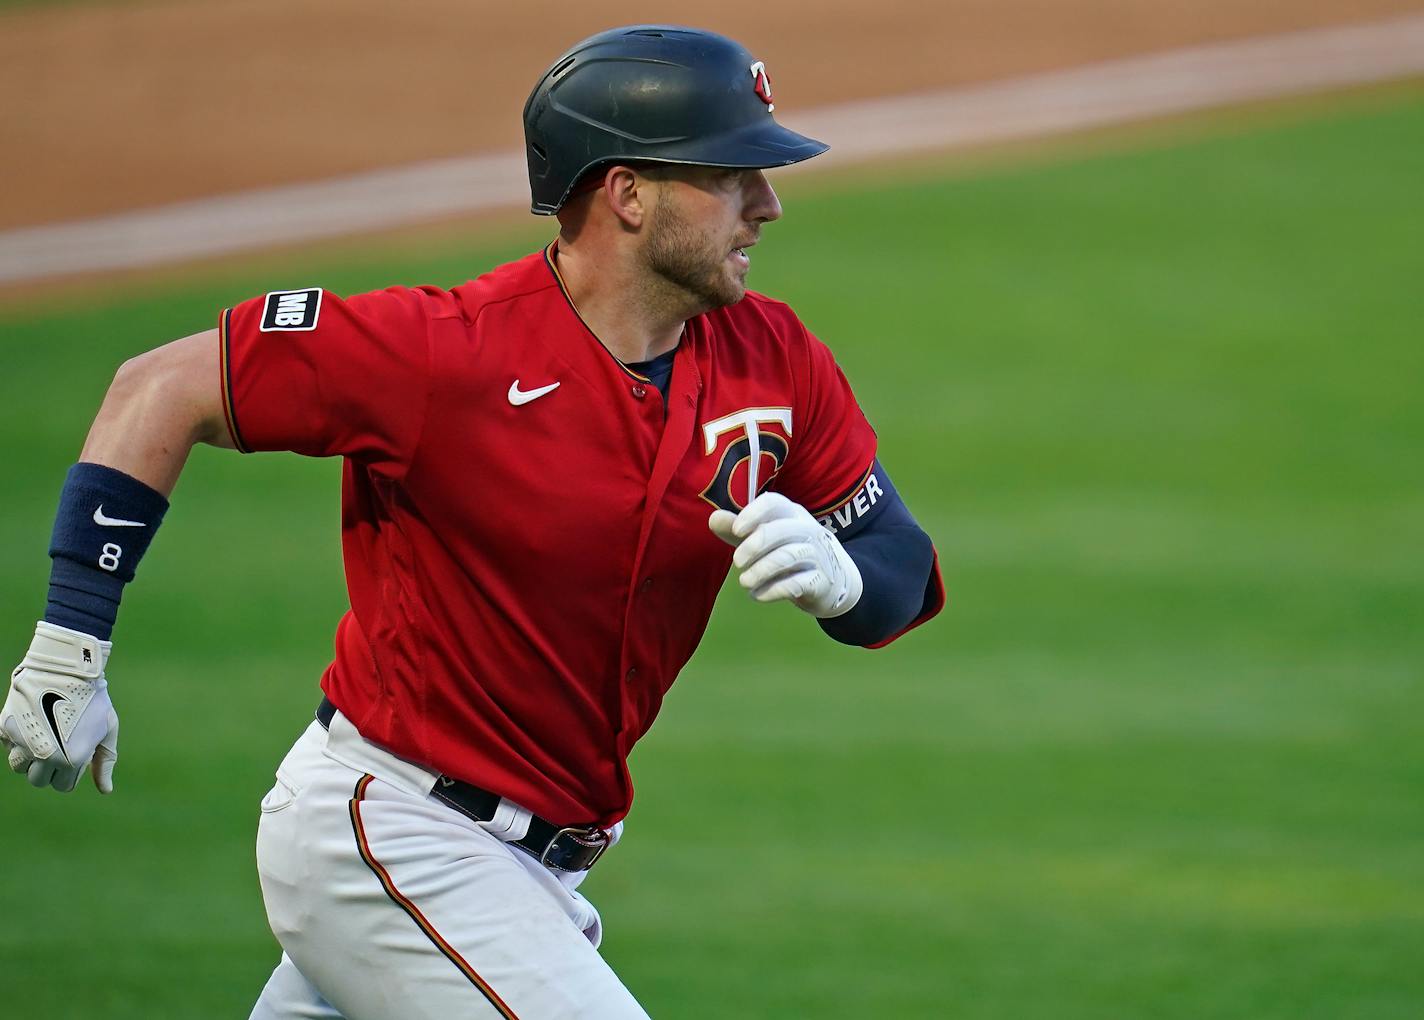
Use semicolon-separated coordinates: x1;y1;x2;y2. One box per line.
709;492;863;619
1;621;119;794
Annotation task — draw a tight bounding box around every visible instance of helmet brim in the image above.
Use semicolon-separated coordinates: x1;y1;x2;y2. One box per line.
662;118;829;170
535;120;828;215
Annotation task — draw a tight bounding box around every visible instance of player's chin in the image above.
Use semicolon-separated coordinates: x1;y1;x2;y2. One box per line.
705;281;746;309
712;264;750;305
690;274;745;312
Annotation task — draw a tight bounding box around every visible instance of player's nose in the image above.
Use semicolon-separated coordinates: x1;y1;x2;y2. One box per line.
745;170;783;224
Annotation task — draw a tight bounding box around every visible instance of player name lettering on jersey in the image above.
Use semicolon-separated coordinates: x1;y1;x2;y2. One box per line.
260;288;323;332
817;472;884;535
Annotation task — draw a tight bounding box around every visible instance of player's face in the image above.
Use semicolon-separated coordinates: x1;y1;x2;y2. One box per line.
640;166;783;310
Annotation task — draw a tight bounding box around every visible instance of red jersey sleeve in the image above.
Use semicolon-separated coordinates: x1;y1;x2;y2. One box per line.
219;286;433;477
772;323;879;515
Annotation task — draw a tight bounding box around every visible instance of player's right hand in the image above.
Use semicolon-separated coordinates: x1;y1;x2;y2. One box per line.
709;492;863;619
1;621;119;794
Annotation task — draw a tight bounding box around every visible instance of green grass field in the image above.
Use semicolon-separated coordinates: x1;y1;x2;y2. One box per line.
2;91;1422;1017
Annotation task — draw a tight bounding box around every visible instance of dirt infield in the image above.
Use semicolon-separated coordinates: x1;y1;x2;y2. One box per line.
3;0;1421;231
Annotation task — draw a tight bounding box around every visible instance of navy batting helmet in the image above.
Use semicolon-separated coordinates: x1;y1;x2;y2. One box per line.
523;25;829;215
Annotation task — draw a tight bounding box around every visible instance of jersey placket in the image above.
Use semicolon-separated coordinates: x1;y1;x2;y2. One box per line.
614;326;703;761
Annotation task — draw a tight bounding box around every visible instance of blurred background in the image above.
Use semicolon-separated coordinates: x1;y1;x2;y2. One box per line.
2;1;1422;1016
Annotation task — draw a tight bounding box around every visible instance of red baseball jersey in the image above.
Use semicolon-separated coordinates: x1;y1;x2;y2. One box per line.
219;244;943;826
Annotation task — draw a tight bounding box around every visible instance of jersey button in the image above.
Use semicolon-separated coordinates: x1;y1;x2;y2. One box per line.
625;667;639;682
631;383;648;399
640;577;654;593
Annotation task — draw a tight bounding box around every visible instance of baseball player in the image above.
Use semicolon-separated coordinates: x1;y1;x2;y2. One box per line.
2;25;943;1019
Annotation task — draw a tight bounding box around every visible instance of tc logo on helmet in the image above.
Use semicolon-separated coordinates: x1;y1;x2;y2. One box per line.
749;61;774;112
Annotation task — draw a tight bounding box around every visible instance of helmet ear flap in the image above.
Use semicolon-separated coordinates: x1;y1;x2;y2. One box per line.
564;165;610;205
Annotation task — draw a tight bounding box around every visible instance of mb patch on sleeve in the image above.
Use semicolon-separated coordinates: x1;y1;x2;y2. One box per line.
260;288;323;332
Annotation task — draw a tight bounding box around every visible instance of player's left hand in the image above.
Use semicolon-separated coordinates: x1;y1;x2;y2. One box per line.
709;492;863;619
1;622;119;794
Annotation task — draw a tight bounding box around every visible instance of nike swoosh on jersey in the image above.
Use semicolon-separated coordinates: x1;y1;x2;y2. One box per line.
40;691;67;756
508;380;561;406
93;505;147;528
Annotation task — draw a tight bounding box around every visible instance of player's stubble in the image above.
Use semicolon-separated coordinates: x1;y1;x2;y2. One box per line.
639;184;749;315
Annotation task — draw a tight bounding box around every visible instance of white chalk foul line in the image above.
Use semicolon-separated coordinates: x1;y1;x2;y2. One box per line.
2;14;1422;284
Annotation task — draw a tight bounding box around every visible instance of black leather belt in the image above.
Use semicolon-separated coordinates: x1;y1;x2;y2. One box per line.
316;697;610;873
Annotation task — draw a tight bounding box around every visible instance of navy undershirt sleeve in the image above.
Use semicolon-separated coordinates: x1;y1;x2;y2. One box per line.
815;461;935;647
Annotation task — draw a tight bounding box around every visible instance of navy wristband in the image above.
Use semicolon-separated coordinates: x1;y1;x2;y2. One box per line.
45;463;169;639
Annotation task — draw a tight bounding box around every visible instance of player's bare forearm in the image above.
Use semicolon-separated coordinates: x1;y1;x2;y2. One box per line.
2;334;230;791
78;328;234;497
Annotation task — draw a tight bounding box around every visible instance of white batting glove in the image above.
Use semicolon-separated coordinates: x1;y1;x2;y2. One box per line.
1;621;119;794
709;492;863;619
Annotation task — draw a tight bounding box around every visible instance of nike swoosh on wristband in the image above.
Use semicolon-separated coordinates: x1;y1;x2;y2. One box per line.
508;379;560;406
93;505;146;527
40;691;67;756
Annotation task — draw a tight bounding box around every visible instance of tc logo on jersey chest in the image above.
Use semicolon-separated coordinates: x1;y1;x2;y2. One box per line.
259;288;322;331
700;407;792;513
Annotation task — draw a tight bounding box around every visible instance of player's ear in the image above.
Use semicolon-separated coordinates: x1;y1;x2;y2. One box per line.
604;165;651;230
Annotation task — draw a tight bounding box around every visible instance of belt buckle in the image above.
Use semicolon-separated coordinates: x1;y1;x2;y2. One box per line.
540;825;610;872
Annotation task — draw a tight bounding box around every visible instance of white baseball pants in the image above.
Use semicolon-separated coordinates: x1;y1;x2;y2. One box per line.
247;712;649;1020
